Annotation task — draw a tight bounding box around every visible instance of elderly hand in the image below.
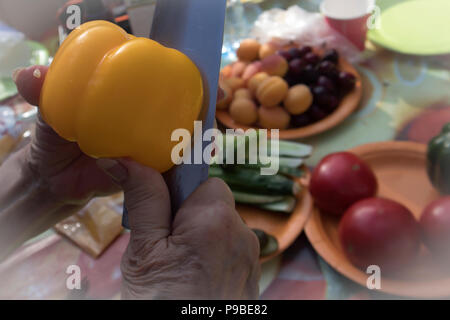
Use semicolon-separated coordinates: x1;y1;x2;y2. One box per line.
12;66;258;299
96;158;261;299
13;66;120;206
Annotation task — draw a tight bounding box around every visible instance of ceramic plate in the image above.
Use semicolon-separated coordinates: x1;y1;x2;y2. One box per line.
216;56;362;140
368;0;450;55
240;171;313;263
304;141;450;298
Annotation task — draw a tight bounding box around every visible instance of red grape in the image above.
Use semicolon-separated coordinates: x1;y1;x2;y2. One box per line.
284;74;298;87
298;46;312;57
312;85;339;111
291;113;313;127
312;85;328;102
338;71;356;93
299;64;319;84
322;49;339;64
317;76;337;94
288;47;302;60
317;61;338;79
277;50;293;61
288;58;307;77
304;52;320;65
323;95;340;113
307;104;328;121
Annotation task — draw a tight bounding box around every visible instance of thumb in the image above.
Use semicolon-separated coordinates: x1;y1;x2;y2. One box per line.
13;65;49;106
96;158;172;249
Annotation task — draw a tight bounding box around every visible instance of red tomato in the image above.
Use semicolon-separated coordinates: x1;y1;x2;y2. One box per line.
420;196;450;261
309;152;378;216
339;197;421;273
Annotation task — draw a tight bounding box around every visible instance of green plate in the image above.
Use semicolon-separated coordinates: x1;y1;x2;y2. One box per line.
0;41;49;102
368;0;450;55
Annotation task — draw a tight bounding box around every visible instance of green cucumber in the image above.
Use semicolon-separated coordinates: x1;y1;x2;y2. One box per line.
278;157;304;168
216;132;313;163
256;196;297;213
232;191;285;204
278;166;304;177
252;229;278;257
278;140;313;158
209;166;299;196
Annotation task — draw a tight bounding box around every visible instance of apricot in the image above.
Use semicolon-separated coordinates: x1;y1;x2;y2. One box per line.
231;61;248;78
256;76;289;108
283;84;313;115
258;105;291;130
260;54;288;77
229;98;258;125
224;77;246;92
237;39;261;62
234;88;252;100
220;64;233;78
248;72;269;96
259;42;279;60
242;61;262;83
216;81;233;110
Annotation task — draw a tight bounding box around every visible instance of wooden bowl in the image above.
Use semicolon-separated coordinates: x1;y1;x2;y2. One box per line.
216;56;363;140
239;170;313;263
305;141;450;298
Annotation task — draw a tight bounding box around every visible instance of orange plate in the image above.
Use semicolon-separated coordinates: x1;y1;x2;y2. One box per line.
304;141;450;298
216;57;363;140
240;170;313;263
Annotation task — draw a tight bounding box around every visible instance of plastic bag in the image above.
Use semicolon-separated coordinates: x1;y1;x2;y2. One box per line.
250;5;362;64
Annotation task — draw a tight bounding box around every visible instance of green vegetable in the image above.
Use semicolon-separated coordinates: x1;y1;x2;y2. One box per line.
220;162;304;177
427;123;450;194
261;235;278;257
278;157;304;168
277;140;313;158
209;166;300;196
277;166;304;178
232;190;297;212
211;156;303;171
232;191;285;204
253;229;268;249
208;132;310;214
252;229;279;257
256;196;297;213
217;131;312;164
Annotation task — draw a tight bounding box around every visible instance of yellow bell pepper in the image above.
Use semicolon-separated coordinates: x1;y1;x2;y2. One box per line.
40;20;203;172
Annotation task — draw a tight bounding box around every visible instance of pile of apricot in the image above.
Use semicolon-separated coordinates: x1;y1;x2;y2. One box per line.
217;39;356;130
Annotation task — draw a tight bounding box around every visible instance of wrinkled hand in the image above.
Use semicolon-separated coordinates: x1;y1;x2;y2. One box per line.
96;158;261;299
14;66;120;205
14;66;257;299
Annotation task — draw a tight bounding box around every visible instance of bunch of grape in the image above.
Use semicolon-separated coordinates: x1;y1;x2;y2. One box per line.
278;47;356;128
218;39;357;130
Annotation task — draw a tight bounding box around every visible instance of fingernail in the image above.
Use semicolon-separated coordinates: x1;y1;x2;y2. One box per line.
33;68;41;79
96;159;128;183
12;67;24;83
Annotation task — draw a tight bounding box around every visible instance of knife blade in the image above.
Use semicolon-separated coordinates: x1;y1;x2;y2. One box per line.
122;0;227;228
